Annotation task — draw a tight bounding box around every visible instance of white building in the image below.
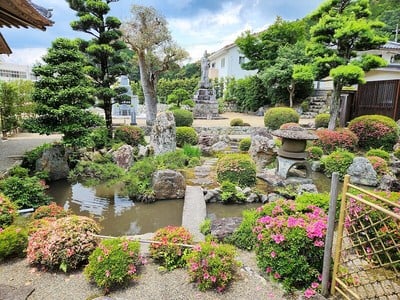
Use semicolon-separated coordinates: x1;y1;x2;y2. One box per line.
0;61;38;81
208;43;257;80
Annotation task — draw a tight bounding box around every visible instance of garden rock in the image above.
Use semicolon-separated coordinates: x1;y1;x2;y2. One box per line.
137;144;152;158
261;194;269;204
297;184;318;194
242;187;252;196
112;144;134;169
210;217;242;241
204;188;221;203
249;131;277;170
197;132;219;155
35;144;70;181
209;141;230;154
378;174;400;192
264;193;282;203
311;161;322;172
152;169;186;200
150;111;176;155
246;193;259;203
347;157;378;187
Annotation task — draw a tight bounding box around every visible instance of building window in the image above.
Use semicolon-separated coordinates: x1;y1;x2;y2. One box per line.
239;56;245;64
211;62;215;68
221;58;225;68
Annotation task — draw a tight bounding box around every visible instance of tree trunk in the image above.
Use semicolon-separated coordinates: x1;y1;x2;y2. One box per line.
103;99;113;138
328;81;342;130
138;53;157;126
288;82;295;108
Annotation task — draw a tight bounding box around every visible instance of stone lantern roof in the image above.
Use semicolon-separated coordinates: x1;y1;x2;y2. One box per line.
272;125;318;140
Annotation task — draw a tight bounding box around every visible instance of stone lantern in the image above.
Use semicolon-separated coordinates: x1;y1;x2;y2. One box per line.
272;125;318;179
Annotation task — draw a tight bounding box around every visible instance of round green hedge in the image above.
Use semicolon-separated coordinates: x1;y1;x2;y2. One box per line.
239;137;251;151
114;125;145;146
171;109;194;127
216;154;256;187
176;127;198;147
348;115;399;151
314;113;330;128
230;118;244;126
264;107;299;130
321;149;355;179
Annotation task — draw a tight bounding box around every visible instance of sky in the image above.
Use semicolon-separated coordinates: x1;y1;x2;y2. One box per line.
0;0;324;66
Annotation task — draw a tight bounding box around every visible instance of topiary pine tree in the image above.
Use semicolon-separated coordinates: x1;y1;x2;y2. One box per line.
28;38;103;148
67;0;129;137
308;0;387;130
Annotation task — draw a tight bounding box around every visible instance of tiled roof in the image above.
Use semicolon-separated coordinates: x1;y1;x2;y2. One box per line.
381;41;400;50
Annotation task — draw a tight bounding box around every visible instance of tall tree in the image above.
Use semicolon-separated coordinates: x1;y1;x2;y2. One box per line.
308;0;387;129
27;38;102;147
122;5;189;126
67;0;129;137
0;82;18;137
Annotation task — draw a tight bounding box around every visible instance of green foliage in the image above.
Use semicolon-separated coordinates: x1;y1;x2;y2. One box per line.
114;125;145;147
0;193;18;228
300;100;309;112
124;157;157;199
348;115;399;151
171;109;194;127
216;154;256;187
0;225;28;261
176;127;198;147
27;216;100;272
295;192;330;213
227;209;260;250
182;144;201;158
366;156;389;176
264;107;299;130
230;118;244;126
69;161;124;185
150;226;193;271
239;137;251;152
89;127;112;150
167;88;191;107
394;148;400;159
220;181;246;203
305;146;324;160
157;78;198;103
84;238;143;291
0;81;19;132
184;241;239;292
31;202;70;220
321;149;355;179
182;99;195;108
21;143;52;172
365;148;390;161
199;218;211;236
314;128;359;153
0;176;50;209
8;166;29;178
314;113;330;128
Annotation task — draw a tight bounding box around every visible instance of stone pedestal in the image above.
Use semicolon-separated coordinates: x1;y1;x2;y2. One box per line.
276;156;311;179
193;88;219;119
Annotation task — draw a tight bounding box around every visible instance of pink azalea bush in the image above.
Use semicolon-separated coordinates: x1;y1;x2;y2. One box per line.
254;199;327;293
84;237;145;292
149;226;193;270
366;156;389;176
314;128;358;153
184;240;240;292
27;215;100;272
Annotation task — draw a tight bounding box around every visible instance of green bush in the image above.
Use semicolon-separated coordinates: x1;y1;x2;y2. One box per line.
227;209;260;250
184;241;240;292
68;161;124;185
314;113;330;128
239;137;251;152
84;238;143;292
0;193;18;228
230;118;244;126
0;176;51;209
220;181;246;203
300;100;309;112
365;148;390;161
182;99;195;108
199;218;211;235
366;156;389;176
171;109;194;127
264;107;299;130
27;216;100;272
321;149;355;179
305;146;324;160
314;128;358;153
21;143;52;172
0;225;28;261
8;166;29;178
176;127;198;147
295;192;330;213
348;115;399;151
89;127;111;149
216;154;256;187
114;125;145;147
150;226;193;271
31;202;70;220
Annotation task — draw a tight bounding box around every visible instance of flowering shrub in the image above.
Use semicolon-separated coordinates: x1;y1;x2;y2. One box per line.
314;128;358;153
114;125;145;147
184;241;240;292
216;153;256;187
254;199;327;292
0;225;28;260
366;156;389;176
305;146;324;160
227;209;262;250
264;107;299;130
150;226;193;270
0;193;18;229
365;148;390;161
348;115;399;151
295;192;330;213
31;202;70;220
27;216;100;272
84;238;144;292
321;149;355;179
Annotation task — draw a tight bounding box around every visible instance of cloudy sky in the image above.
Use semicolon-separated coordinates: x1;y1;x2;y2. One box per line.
1;0;324;66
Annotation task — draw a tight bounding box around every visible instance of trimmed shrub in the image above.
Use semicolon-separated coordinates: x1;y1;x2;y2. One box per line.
314;128;358;153
314;113;330;128
68;161;124;185
295;192;330;213
300;100;309;112
8;166;29;178
184;241;239;292
321;149;355;179
176;127;198;147
150;226;193;271
171;109;194;127
89;127;111;149
239;137;251;152
348;115;399;151
366;156;389;176
0;225;28;260
216;154;257;187
0;193;18;229
230;118;244;126
365;148;390;161
31;202;70;220
84;238;143;292
27;216;100;272
114;125;145;147
264;107;299;130
305;146;324;160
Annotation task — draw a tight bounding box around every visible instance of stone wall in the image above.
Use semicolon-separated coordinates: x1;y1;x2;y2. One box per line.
140;125;267;136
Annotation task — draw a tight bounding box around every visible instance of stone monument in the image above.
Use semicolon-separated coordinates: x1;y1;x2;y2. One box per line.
193;51;219;119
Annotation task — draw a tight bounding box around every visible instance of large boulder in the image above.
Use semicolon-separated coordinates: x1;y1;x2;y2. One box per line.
210;217;242;241
112;144;134;169
152;169;186;200
249;130;277;170
198;132;219;156
36;144;70;181
150;111;176;155
347;157;378;187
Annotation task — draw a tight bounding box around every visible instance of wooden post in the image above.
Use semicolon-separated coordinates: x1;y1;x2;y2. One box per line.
321;172;339;297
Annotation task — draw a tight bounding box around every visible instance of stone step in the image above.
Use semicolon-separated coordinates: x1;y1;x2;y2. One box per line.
182;186;206;242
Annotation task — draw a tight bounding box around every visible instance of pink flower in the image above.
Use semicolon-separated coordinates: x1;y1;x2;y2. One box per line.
304;288;316;298
127;264;136;275
274;272;281;279
105;270;111;278
270;251;276;258
271;233;285;244
210;276;217;283
193;244;202;251
311;282;319;289
203;272;210;279
266;267;272;273
314;240;324;247
318;274;323;282
257;233;263;240
97;255;103;262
